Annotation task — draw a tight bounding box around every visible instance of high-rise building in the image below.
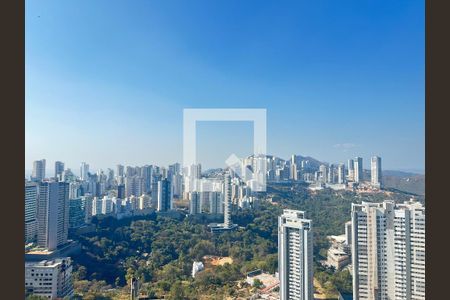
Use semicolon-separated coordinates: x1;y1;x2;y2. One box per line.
81;194;93;224
32;159;46;182
223;172;232;228
327;164;335;183
291;163;299;181
351;200;425;300
209;191;223;214
347;159;355;181
101;196;113;214
69;182;82;199
370;156;382;188
117;184;125;199
25;182;38;243
80;162;89;181
54;161;65;179
337;163;345;184
116;164;124;177
172;173;183;197
189;164;202;179
138;194;151;210
25;257;73;299
354;157;363;183
278;209;313;300
92;196;103;216
157;178;172;212
69;198;85;229
125;166;136;177
37;181;70;251
319;164;327;184
125;176;144;197
141;165;153;194
189;191;201;215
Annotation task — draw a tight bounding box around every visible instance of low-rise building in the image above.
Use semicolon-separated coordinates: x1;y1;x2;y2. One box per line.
192;261;204;278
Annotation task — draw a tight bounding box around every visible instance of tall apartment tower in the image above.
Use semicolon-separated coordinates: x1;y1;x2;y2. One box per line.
32;159;46;181
327;164;335;183
189;191;201;215
209;191;223;214
319;164;327;184
337;163;345;184
80;162;89;181
116;164;124;177
25;182;38;243
347;159;355;181
351;200;425;300
354;157;363;183
370;156;382;188
223;172;232;228
55;161;65;179
125;176;144;197
37;181;70;251
278;209;314;300
157;178;172;212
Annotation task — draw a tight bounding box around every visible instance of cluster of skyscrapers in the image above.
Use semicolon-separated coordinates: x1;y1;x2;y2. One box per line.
261;154;383;191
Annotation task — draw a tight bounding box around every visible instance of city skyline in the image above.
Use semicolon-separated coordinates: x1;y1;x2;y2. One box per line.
26;0;424;172
24;152;423;179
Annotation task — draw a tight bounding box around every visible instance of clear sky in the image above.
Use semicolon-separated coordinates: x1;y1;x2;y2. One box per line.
25;0;424;173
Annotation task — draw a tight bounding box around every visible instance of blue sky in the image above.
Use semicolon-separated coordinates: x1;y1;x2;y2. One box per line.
25;0;424;173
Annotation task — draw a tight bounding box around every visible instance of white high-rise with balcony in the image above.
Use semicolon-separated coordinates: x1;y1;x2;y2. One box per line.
354;157;363;183
32;159;46;181
37;181;70;251
370;156;382;188
278;209;313;300
351;200;425;300
223;172;232;228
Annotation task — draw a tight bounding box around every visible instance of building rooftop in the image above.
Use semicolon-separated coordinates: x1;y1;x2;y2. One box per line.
25;257;70;268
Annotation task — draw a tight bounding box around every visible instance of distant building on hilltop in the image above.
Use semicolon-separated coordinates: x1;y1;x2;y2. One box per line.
370;156;382;188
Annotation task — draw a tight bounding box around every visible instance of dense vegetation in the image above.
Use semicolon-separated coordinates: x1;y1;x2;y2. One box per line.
70;184;417;299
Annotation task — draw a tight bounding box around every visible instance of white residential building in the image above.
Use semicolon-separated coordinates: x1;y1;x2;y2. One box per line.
370;156;382;188
278;209;313;300
223;172;232;228
25;257;73;299
80;162;89;181
37;181;70;251
351;200;425;300
138;194;151;210
337;163;345;184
